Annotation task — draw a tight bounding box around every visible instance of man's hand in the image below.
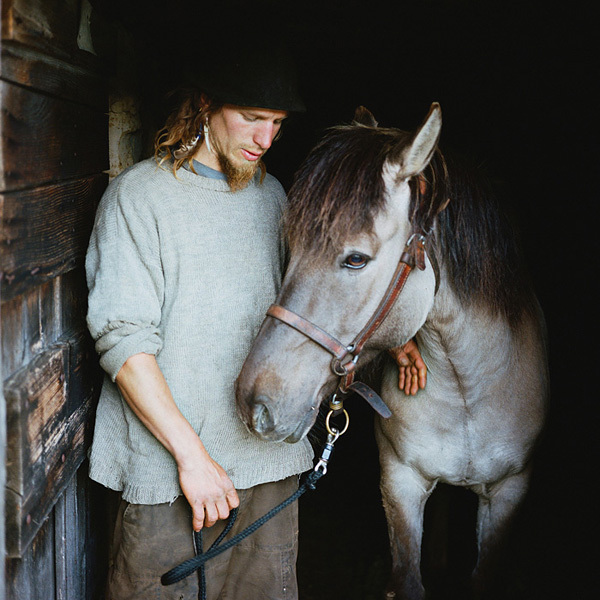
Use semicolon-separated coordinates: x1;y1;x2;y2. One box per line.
388;338;427;395
115;353;239;531
178;450;239;531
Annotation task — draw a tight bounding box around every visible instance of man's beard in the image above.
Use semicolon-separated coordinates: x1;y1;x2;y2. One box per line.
217;149;261;192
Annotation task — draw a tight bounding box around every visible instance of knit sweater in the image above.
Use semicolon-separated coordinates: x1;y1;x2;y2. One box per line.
86;158;314;504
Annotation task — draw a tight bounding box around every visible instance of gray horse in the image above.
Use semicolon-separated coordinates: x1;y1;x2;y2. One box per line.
236;104;548;599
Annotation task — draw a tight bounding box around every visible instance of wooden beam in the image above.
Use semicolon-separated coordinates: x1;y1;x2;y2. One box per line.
0;174;106;302
0;81;108;193
1;41;108;110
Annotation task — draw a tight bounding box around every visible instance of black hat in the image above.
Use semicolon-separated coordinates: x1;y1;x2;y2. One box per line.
187;46;306;113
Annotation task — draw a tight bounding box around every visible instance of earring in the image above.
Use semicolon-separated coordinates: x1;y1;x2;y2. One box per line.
203;118;214;154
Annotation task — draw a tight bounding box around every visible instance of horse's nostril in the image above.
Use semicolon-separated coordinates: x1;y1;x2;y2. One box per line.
252;399;275;434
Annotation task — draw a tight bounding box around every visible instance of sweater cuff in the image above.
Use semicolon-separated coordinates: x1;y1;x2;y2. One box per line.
95;323;163;381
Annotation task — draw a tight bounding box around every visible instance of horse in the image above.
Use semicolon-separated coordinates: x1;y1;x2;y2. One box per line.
235;103;548;599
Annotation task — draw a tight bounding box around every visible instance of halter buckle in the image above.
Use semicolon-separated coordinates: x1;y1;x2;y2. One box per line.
330;345;359;377
403;232;428;271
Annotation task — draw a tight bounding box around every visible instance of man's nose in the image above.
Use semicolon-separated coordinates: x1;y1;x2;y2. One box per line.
254;123;277;150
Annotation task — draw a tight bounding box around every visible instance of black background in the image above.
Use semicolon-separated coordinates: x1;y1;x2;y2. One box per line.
94;1;598;597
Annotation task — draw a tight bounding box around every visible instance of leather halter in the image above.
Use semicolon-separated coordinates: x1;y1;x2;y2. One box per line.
266;231;430;419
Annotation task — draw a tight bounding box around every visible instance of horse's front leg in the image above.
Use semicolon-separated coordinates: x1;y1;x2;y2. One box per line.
472;467;531;598
377;437;435;600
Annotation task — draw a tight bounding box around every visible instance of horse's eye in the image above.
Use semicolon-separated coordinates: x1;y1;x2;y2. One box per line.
342;253;369;270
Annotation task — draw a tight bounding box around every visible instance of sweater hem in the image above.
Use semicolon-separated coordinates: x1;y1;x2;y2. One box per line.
89;453;314;505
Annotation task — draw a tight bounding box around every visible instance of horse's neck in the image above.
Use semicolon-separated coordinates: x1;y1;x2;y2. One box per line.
417;282;516;398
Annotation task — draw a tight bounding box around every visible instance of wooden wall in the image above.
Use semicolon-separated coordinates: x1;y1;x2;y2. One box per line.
1;1;115;598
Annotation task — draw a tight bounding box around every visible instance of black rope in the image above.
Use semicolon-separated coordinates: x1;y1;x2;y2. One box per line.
194;529;206;600
161;468;325;590
193;506;239;600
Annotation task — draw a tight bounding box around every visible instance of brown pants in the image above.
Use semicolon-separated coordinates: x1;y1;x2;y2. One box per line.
107;476;300;600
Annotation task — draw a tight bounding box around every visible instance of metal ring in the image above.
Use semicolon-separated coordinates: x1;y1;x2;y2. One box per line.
325;409;349;437
331;357;347;376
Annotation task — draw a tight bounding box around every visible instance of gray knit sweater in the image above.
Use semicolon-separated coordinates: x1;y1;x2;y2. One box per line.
86;158;313;504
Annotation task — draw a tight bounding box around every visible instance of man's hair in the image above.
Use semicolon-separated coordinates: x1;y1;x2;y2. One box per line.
154;88;222;175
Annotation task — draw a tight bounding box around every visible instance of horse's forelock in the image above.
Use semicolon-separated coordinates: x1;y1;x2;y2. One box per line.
285;125;411;255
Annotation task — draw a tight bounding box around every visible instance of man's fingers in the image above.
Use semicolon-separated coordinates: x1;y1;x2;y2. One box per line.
192;506;205;532
398;368;406;391
399;366;419;396
416;360;427;390
408;365;416;394
204;504;219;528
391;341;427;395
397;349;410;366
404;340;427;392
409;375;416;395
403;370;411;395
226;488;240;509
389;347;408;364
215;498;231;522
192;487;239;532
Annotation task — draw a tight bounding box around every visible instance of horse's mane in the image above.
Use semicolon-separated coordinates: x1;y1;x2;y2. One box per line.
432;152;536;325
285;123;535;326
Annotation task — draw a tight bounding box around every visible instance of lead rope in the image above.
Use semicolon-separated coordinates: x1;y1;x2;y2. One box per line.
161;423;346;598
193;506;239;600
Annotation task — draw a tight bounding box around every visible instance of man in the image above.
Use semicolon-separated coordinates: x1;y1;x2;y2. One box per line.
86;49;426;600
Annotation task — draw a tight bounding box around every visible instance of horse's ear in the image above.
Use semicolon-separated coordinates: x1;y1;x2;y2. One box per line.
353;106;378;128
390;103;442;179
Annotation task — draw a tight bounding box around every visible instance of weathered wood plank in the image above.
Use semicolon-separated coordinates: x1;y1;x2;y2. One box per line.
0;271;94;379
38;277;64;353
0;285;43;378
1;0;81;58
54;485;70;600
5;343;68;557
4;332;98;557
1;41;108;110
5;513;56;600
66;328;102;414
55;478;86;600
60;268;91;337
2;0;116;68
0;81;108;192
0;174;106;301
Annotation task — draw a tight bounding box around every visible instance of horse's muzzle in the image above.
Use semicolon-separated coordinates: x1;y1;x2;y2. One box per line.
238;388;317;444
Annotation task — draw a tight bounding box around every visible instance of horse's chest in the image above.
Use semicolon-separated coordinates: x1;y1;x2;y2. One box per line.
387;397;528;485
